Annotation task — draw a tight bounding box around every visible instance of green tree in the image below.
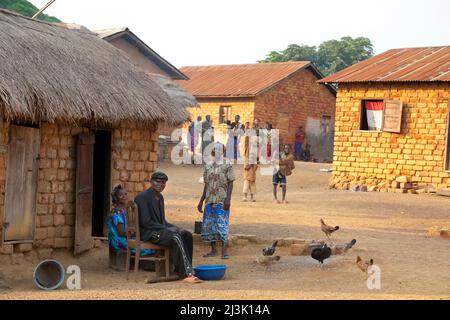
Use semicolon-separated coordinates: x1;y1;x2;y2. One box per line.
0;0;61;22
259;36;374;76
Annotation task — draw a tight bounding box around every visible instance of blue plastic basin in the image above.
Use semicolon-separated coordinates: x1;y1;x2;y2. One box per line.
193;264;227;280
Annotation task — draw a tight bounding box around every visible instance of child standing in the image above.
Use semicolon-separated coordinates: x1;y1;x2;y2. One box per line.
243;162;258;202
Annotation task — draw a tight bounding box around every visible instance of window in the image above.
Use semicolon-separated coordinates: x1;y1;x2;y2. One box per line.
321;115;332;134
219;106;232;124
360;100;384;131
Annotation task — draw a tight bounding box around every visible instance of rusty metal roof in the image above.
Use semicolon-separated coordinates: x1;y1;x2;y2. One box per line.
319;46;450;83
177;62;319;97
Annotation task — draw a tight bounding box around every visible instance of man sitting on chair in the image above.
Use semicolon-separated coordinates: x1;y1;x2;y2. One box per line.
134;171;202;283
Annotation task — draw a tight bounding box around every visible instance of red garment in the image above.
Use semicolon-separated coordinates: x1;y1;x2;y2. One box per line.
295;131;305;143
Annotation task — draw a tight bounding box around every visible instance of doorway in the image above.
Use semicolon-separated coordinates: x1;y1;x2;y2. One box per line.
91;130;112;237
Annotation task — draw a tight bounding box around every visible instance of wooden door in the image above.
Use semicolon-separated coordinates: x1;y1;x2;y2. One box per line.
74;133;95;255
4;126;40;241
277;111;290;145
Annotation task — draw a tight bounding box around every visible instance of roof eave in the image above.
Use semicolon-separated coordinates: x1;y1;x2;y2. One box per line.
102;29;189;80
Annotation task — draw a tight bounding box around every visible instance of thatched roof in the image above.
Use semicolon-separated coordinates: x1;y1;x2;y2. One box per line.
149;73;199;109
0;9;189;125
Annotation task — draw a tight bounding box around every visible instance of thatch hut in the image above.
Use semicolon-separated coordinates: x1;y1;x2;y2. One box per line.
0;9;188;255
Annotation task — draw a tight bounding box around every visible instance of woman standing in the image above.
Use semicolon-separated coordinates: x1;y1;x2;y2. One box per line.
197;142;235;259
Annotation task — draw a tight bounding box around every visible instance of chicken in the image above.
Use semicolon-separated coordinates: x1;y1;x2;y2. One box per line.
320;218;339;239
356;256;374;274
331;239;357;255
254;255;281;270
310;244;331;268
262;240;278;256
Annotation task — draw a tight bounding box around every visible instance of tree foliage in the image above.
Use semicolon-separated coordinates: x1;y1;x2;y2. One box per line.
259;36;374;76
0;0;60;22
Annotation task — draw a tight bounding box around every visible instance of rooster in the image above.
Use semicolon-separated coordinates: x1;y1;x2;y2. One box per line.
254;255;280;270
311;244;331;268
331;239;356;255
356;256;374;275
262;240;278;256
320;218;339;239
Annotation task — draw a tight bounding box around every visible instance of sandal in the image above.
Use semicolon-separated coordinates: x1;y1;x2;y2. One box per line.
222;255;230;259
183;276;203;284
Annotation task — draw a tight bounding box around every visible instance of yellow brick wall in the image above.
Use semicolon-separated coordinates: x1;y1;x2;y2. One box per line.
186;99;256;144
331;82;450;190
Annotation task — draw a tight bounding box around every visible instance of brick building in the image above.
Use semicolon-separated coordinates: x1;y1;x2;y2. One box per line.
96;28;198;137
177;62;336;161
0;10;188;255
319;46;450;191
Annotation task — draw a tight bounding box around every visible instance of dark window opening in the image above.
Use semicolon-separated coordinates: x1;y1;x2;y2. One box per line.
92;130;112;237
219;106;232;124
361;100;384;131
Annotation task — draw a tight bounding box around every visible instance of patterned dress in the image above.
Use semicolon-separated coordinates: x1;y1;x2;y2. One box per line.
107;207;154;256
201;163;235;242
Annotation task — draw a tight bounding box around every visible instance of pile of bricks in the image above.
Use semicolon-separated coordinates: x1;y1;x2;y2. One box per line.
389;176;417;194
329;173;436;194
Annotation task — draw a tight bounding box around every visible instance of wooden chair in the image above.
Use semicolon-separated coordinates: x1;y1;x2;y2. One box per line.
124;201;171;280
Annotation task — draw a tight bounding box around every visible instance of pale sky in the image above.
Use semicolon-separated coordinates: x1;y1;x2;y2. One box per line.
31;0;450;68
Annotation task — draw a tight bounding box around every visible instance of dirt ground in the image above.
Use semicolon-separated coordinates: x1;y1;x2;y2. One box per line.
1;161;450;300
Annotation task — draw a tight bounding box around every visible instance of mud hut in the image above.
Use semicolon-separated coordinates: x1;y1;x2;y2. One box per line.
0;9;189;255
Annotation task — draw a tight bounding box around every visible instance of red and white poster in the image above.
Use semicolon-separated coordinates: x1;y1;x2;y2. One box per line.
365;101;384;130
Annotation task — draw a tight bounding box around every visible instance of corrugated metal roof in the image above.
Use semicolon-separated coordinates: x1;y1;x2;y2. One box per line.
176;62;314;97
319;46;450;83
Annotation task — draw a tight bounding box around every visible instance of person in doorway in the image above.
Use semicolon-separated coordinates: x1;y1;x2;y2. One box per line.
135;172;202;283
295;126;305;161
272;144;295;204
197;142;235;259
107;185;154;256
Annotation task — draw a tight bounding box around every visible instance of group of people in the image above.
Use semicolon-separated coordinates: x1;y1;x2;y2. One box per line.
108;143;235;284
107;117;309;283
187;115;276;164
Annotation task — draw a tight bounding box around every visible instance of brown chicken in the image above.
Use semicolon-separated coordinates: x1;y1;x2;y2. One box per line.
320;218;339;239
356;256;374;274
254;256;281;270
331;239;357;255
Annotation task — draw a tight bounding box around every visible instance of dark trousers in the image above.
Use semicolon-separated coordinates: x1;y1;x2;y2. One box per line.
147;228;193;278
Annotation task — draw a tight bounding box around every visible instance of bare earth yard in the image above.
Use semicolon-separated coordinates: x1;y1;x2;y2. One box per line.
1;161;450;300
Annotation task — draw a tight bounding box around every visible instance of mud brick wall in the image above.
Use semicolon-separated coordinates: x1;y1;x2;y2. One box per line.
0;122;159;253
254;68;336;159
111;123;159;201
331;83;450;190
34;123;90;249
